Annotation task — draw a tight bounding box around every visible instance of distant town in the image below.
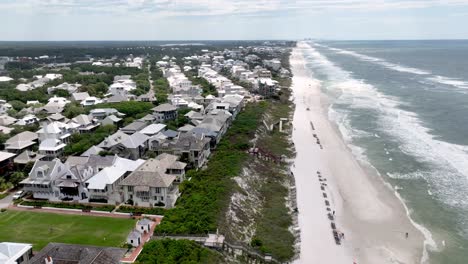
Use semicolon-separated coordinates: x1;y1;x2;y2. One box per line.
0;40;297;263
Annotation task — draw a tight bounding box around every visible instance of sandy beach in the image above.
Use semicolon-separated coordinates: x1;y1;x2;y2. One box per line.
291;42;425;264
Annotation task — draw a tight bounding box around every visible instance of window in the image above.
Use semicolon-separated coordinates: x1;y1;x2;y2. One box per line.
128;186;134;192
155;187;161;194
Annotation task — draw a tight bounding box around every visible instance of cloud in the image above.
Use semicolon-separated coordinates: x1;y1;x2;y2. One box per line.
2;0;468;17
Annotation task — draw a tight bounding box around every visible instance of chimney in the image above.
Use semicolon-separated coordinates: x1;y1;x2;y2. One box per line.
45;255;53;264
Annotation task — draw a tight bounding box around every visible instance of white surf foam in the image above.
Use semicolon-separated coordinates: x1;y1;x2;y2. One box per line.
319;45;431;75
427;76;468;89
320;44;468;92
302;41;468;260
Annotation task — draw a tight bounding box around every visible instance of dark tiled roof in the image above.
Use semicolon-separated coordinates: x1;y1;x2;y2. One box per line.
29;243;126;264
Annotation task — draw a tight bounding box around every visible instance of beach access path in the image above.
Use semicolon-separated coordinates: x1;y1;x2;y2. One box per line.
290;42;425;264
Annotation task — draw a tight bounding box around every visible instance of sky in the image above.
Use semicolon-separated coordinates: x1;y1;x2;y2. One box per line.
1;0;468;41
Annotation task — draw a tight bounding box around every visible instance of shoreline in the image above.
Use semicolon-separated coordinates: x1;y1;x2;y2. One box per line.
291;42;425;264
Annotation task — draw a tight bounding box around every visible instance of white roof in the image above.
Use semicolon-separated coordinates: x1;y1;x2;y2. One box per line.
86;157;145;190
139;124;167;136
0;242;32;263
0;76;13;82
0;151;16;162
39;138;66;151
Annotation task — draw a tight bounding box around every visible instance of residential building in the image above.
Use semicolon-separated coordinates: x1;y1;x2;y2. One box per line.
21;159;89;201
85;156;144;204
0;152;16;174
139;124;167;137
4;131;38;154
90;108;125;120
119;154;186;208
101;115;122;126
0;242;33;264
152;103;177;122
29;243;126;264
80;96;103;106
37;122;76;159
71;92;90;102
120;120;147;135
150;132;211;169
70;114;99;133
108;132;149;160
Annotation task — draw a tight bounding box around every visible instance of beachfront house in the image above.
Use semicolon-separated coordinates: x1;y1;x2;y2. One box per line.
119;154;186;208
149;132;211;169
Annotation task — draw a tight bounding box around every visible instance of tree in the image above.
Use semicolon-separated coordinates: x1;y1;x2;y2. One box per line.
52;89;70;98
9;172;26;186
63;103;86;119
9;100;26;111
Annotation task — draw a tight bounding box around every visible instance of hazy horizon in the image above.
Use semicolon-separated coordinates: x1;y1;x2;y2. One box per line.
2;0;468;41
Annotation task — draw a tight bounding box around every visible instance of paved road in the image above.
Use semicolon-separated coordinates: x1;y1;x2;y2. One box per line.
0;192;14;209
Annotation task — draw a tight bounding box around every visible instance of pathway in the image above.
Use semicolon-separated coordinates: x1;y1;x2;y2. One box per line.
121;219;160;263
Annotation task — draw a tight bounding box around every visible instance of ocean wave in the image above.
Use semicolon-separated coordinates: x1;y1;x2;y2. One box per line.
304;44;468;199
319;43;468;92
302;41;468;251
427;76;468;89
319;45;431;75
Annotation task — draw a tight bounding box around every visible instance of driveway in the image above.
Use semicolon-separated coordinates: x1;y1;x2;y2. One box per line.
0;192;14;209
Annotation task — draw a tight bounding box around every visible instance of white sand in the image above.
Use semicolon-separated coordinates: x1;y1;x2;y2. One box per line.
291;42;425;264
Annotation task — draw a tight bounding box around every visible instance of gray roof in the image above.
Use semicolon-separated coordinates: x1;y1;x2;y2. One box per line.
71;114;93;126
98;131;130;149
137;218;153;226
14;150;45;164
119;156;181;188
127;230;141;240
177;124;195;132
152;103;176;112
121;120;147;133
191;127;217;137
196;117;224;133
72;92;90;101
120;170;175;188
120;132;149;148
29;243;126;264
81;146;104;157
106;93;128;103
139;113;156;122
5;131;38;150
162;129;178;138
175;132;210;151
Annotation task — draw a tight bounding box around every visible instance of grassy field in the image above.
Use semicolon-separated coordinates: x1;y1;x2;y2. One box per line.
0;210;136;250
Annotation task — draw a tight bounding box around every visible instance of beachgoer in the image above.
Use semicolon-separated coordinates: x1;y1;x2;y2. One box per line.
405;232;409;238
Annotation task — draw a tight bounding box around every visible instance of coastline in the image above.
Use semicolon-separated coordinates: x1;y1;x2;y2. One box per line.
291;42;425;264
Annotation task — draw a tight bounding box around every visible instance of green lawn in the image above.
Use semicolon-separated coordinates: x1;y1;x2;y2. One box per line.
0;210;136;250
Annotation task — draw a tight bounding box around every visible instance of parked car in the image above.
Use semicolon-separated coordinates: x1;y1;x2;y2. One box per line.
12;190;25;200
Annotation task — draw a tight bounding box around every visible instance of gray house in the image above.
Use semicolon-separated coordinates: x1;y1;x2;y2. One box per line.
150;132;211;169
152;103;177;122
119;154;186;208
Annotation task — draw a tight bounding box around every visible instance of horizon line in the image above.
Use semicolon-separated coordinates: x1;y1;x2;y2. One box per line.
0;38;468;42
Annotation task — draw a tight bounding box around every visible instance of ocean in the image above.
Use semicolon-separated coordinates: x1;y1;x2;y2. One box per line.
301;40;468;264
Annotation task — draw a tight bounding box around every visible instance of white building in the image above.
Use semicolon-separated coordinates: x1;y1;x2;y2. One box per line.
0;242;33;264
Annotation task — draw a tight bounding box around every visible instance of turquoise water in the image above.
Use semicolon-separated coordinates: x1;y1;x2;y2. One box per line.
302;40;468;264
